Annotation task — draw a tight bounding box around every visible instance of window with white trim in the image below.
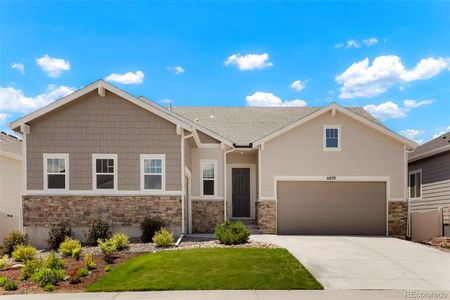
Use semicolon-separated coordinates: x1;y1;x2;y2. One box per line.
44;154;69;190
93;154;117;190
201;160;216;196
141;154;165;191
409;170;422;199
324;125;341;150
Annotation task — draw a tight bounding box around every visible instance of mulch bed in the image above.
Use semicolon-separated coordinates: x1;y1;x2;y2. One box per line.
423;236;450;253
0;253;137;295
0;237;277;295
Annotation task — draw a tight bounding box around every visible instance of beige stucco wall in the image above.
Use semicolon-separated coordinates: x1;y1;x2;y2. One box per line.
26;90;181;191
191;147;224;198
260;111;406;199
0;133;22;240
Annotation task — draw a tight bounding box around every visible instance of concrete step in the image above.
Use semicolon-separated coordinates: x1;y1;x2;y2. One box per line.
229;219;259;234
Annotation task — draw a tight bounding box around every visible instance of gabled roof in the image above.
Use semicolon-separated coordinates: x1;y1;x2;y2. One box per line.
173;103;416;149
9;80;234;146
409;131;450;162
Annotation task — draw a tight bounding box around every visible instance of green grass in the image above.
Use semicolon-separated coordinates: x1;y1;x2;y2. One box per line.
87;248;323;291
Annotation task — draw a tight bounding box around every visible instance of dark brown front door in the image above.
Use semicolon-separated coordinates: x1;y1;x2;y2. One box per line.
232;168;250;218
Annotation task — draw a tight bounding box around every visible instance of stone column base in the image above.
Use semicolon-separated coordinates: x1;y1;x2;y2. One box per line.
191;200;224;233
388;201;408;237
256;200;277;234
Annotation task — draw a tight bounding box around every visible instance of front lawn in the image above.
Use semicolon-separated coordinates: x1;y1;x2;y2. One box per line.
87;248;323;291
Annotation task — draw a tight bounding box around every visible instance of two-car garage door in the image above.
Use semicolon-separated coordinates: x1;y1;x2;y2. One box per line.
277;181;387;235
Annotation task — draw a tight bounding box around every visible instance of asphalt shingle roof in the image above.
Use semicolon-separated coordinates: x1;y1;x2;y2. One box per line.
409;131;450;160
172;106;381;145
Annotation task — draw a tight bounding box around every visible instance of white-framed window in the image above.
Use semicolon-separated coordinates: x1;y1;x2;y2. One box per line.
323;125;341;151
92;154;117;190
43;153;69;190
409;169;422;199
141;154;165;191
201;159;217;196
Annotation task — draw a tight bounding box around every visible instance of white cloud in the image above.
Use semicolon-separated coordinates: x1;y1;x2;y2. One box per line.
105;71;144;84
0;113;10;125
432;126;450;139
363;37;379;46
36;54;70;77
245;92;307;107
11;63;25;75
225;53;273;71
336;55;450;98
346;40;360;48
0;85;75;113
290;80;305;91
168;66;185;74
334;43;344;48
400;129;424;143
364;99;433;120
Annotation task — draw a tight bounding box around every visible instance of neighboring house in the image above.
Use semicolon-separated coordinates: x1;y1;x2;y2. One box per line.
408;132;450;237
0;132;22;240
9;80;416;247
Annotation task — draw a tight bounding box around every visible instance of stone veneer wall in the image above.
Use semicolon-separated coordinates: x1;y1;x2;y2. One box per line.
191;200;224;233
256;200;276;234
23;195;182;247
388;201;408;237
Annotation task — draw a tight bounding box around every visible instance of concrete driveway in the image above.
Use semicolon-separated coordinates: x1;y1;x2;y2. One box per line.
251;235;450;290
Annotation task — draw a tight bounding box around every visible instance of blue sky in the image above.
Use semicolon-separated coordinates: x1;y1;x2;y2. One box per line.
1;1;449;143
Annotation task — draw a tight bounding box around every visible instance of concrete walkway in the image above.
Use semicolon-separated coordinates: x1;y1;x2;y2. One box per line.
3;290;447;300
251;235;450;290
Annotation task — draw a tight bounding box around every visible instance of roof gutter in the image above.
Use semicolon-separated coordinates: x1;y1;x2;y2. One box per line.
408;144;450;163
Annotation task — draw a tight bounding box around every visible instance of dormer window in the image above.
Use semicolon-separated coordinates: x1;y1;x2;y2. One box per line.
324;125;341;151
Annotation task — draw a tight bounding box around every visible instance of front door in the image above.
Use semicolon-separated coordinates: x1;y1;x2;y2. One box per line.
232;168;250;218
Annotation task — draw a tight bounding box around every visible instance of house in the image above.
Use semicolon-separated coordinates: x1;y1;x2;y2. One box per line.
408;132;450;239
0;132;22;240
10;80;416;247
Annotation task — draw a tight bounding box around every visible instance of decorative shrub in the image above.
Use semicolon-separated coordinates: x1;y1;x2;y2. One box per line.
111;233;130;251
98;239;116;263
0;231;28;256
21;257;43;281
44;252;65;270
12;245;37;262
78;267;89;277
44;283;55;292
215;220;250;245
152;228;174;247
31;267;65;287
58;237;82;259
0;255;9;271
69;275;81;285
3;279;18;291
104;265;111;272
0;276;7;287
140;218;163;243
47;222;72;250
85;219;110;245
84;253;96;270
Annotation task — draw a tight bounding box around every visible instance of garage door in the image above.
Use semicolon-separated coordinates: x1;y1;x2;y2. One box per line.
277;181;386;235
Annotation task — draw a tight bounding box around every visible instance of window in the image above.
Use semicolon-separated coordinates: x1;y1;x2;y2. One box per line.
43;154;69;190
92;154;117;190
324;125;341;150
409;170;422;199
201;160;216;196
141;154;165;191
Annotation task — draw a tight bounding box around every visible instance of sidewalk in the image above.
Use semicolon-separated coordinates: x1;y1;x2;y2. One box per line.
2;290;448;300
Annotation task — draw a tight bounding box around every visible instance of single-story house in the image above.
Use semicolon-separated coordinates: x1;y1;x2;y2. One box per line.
408;132;450;239
0;131;22;240
10;80;416;247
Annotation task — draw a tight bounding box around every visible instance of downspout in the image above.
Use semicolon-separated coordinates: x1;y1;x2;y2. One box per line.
223;145;235;221
181;132;193;237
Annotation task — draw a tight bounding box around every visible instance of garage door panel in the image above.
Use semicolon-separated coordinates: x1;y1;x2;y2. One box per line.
277;181;386;235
